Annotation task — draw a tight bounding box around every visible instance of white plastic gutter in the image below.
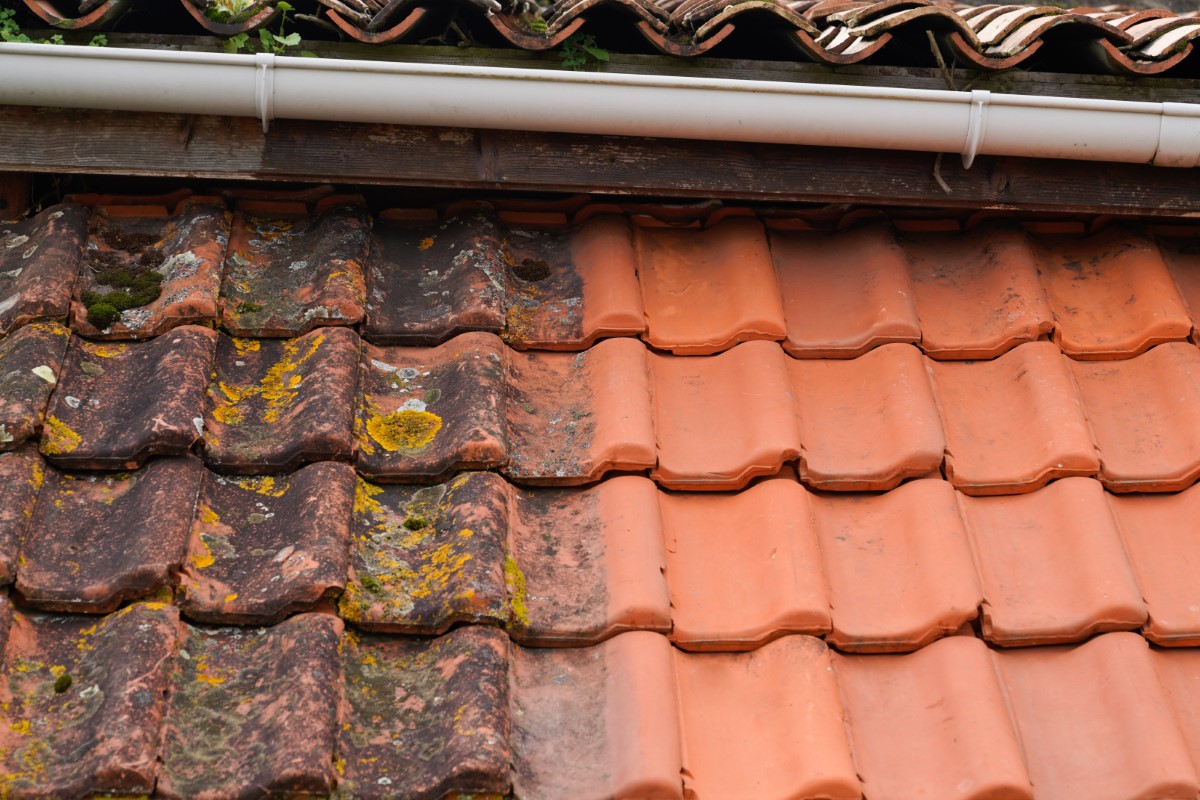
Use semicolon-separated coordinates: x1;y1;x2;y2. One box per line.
1;42;1198;168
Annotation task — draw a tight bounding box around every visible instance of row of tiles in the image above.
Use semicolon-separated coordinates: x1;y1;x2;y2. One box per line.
21;0;1200;75
7;321;1200;492
5;602;1200;800
3;449;1199;653
5;200;1200;359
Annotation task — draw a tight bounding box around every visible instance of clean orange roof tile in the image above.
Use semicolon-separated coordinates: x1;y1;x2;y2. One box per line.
1070;342;1200;492
1110;485;1200;645
929;341;1098;495
1151;648;1200;776
996;633;1200;800
636;218;786;354
676;636;859;800
812;479;981;653
770;223;920;358
790;343;945;490
906;224;1053;359
959;477;1145;646
836;635;1033;800
650;340;800;490
1035;227;1192;359
1161;235;1200;340
663;477;830;650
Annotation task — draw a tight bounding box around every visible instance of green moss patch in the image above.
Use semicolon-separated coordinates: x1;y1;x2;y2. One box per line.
82;267;164;329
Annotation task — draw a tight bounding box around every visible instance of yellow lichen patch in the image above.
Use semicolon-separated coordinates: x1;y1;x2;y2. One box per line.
354;477;385;518
29;459;44;491
458;528;473;539
190;537;215;570
8;720;31;736
223;593;238;604
41;416;82;455
505;554;531;627
81;341;128;359
236;475;288;497
231;337;261;356
366;410;442;452
419;237;435;251
407;543;472;601
76;623;98;653
260;334;323;423
211;404;243;425
197;504;220;526
194;657;226;686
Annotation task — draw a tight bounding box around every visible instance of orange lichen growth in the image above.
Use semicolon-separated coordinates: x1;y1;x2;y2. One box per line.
197;504;220;526
194;657;226;686
236;476;288;497
231;337;260;356
40;416;81;455
366;410;442;452
80;341;128;359
418;237;435;251
209;335;323;428
190;536;215;570
354;477;385;518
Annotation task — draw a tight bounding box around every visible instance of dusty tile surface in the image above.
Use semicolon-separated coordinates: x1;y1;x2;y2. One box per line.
0;446;42;585
0;322;70;451
0;204;86;335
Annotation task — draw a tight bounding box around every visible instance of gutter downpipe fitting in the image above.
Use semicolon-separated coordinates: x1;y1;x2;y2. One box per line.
1;43;1198;168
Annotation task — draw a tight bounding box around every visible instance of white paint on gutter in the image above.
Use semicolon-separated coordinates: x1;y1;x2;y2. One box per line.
1;42;1198;168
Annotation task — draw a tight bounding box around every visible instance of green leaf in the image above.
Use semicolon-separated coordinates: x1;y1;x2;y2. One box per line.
276;31;300;46
225;31;250;53
582;44;608;61
276;1;293;10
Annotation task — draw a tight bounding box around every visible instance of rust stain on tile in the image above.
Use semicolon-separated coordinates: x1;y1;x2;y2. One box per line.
178;463;355;625
204;327;360;472
220;200;369;337
159;613;342;800
40;326;217;469
17;457;203;613
0;322;70;451
0;204;87;335
0;446;42;585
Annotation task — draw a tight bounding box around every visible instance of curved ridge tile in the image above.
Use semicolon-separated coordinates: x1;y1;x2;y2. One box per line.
505;337;655;485
511;631;682;800
159;614;342;800
0;447;42;585
0;204;86;335
356;332;506;482
1070;342;1200;492
21;0;127;28
339;625;512;800
930;341;1098;495
219;199;369;337
665;477;830;651
1111;485;1200;646
771;223;920;358
677;636;859;800
178;0;279;36
178;464;355;625
0;322;70;451
637;218;786;355
960;477;1145;646
71;200;227;338
341;472;511;634
510;475;671;645
204;327;360;472
836;635;1034;800
813;479;980;653
906;225;1053;359
17;457;202;613
651;340;801;490
1034;228;1191;359
0;602;178;799
997;632;1200;800
790;343;944;491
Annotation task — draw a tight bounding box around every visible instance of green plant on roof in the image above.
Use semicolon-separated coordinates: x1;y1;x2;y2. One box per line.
559;33;608;71
222;2;315;57
1;8;106;45
82;267;164;329
205;0;259;24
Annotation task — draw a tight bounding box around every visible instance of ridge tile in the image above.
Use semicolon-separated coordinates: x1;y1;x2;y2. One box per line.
0;204;87;335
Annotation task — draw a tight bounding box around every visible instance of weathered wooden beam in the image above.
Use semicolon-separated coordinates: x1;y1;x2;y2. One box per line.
0;105;1197;217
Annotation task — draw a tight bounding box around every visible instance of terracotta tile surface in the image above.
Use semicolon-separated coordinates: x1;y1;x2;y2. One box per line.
0;446;41;585
930;341;1099;494
178;463;356;625
159;613;342;800
790;343;944;490
40;325;217;469
836;635;1033;800
0;204;86;335
960;477;1146;645
1035;227;1193;359
17;457;203;612
906;224;1054;359
0;322;70;451
71;200;227;338
637;218;786;354
1070;342;1200;491
1161;235;1200;340
219;200;369;337
1151;648;1200;776
812;479;982;653
204;327;360;472
770;223;920;358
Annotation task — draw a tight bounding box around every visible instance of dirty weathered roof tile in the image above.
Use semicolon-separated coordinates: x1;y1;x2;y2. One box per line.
0;204;87;335
0;322;70;451
0;446;42;586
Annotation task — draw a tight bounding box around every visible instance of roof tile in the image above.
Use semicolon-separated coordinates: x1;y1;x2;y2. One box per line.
0;446;42;585
1160;234;1200;340
637;218;786;355
930;341;1098;494
1070;342;1200;492
159;613;343;800
0;204;86;335
178;463;356;625
40;325;217;469
960;477;1146;646
0;322;70;451
1151;647;1200;776
836;635;1034;800
17;457;203;612
204;326;360;471
812;479;981;653
0;601;178;799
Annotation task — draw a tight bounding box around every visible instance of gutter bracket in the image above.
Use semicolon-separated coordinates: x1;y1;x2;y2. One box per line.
255;52;275;134
960;89;990;169
1154;102;1200;168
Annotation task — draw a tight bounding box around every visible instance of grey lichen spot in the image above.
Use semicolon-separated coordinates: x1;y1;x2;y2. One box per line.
0;293;19;315
192;417;205;436
158;250;201;278
64;396;81;409
80;362;104;377
0;424;12;445
31;365;55;384
22;245;37;259
4;234;29;250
